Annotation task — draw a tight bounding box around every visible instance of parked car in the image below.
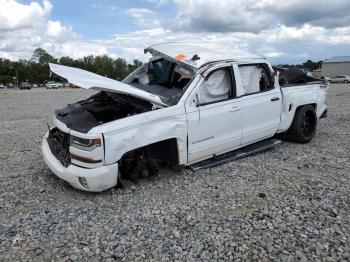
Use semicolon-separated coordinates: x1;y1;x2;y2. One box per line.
0;84;5;89
7;83;15;88
330;75;350;83
32;84;39;88
42;43;328;192
321;76;331;83
46;81;63;89
69;83;80;88
19;82;31;89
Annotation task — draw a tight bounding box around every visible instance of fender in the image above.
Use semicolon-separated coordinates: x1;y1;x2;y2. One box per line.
103;113;188;165
279;84;327;132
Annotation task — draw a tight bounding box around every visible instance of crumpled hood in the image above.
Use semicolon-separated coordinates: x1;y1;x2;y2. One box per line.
49;63;167;106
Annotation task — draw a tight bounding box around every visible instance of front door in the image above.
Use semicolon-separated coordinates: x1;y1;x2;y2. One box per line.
186;67;243;163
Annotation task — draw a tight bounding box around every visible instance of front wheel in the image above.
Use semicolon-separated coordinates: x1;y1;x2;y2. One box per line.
287;105;317;143
344;80;348;83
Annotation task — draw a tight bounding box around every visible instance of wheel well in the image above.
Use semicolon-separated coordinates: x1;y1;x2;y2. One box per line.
118;138;179;183
296;103;317;112
120;138;179;165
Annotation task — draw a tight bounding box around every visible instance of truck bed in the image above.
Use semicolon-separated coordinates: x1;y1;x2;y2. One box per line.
278;83;328;132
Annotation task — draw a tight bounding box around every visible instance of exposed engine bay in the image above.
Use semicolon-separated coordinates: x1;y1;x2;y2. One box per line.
55;92;153;133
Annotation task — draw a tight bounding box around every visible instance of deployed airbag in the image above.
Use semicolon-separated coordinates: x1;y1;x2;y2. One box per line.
199;69;230;104
239;66;261;94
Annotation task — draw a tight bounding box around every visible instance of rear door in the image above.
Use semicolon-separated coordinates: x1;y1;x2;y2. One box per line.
186;66;243;163
238;64;282;145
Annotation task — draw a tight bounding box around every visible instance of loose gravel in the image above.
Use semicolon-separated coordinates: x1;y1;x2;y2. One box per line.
0;85;349;261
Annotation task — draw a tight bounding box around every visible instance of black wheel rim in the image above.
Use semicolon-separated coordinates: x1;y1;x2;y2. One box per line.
301;111;316;137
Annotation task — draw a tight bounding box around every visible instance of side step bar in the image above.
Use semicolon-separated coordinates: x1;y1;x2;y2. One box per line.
189;138;282;171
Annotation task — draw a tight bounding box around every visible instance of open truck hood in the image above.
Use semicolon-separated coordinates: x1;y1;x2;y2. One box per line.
49;63;167;106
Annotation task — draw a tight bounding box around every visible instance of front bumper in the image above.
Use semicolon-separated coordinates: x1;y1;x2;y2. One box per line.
41;132;118;192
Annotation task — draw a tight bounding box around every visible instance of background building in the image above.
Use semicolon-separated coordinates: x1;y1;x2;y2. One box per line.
322;56;350;77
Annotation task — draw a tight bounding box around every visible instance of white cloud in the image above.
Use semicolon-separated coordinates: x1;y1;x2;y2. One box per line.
170;0;350;33
0;0;52;31
127;8;161;28
105;24;350;63
53;41;108;59
142;0;168;6
0;0;350;65
170;0;270;33
0;0;107;60
46;20;77;39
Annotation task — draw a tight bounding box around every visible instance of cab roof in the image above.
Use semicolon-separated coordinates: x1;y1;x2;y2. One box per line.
145;42;265;69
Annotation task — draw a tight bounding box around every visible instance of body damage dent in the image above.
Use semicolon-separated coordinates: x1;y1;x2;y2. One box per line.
103;114;187;166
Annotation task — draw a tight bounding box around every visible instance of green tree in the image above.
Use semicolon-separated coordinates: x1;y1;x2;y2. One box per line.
31;48;55;64
1;48;145;84
112;58;129;80
302;60;323;71
128;59;143;73
59;56;75;66
94;55;114;77
0;75;13;84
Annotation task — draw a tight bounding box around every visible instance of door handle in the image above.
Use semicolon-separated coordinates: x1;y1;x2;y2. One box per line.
229;106;241;112
271;97;280;102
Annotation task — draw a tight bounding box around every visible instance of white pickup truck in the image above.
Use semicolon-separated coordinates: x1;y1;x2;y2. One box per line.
41;43;328;192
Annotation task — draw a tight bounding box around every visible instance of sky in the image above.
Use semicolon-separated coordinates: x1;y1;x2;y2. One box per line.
0;0;350;64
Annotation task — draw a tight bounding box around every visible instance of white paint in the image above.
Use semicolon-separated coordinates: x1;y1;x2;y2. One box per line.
41;132;118;192
42;45;328;192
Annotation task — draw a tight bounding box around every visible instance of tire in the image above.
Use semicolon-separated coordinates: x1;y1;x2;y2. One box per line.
286;105;317;143
344;80;348;83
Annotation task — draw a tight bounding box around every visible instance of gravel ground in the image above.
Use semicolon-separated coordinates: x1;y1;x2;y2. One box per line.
0;85;349;261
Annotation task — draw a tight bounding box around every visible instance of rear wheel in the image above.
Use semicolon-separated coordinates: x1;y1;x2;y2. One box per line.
344;80;348;83
287;105;317;143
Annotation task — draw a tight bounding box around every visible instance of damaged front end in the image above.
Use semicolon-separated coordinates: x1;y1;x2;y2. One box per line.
47;127;71;167
42;60;189;191
55;92;153;133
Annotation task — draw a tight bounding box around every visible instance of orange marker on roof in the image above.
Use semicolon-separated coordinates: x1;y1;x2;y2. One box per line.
175;54;187;61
